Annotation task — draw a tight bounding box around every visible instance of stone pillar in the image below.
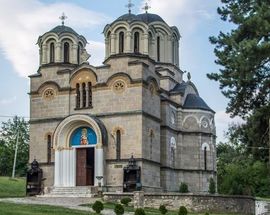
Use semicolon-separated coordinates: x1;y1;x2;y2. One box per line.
85;84;89;108
133;191;145;209
41;44;47;65
143;33;149;55
168;36;173;64
80;84;83;108
95;146;104;186
105;38;109;58
110;34;116;54
126;31;132;53
71;44;78;64
55;42;61;63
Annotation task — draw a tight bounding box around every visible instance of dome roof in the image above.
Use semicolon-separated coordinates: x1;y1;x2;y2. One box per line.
115;13;165;24
183;94;214;112
48;25;79;36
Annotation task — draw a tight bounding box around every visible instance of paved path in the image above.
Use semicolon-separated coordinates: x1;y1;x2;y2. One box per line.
0;197;133;215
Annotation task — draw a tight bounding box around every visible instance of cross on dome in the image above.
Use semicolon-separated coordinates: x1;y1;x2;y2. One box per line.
126;0;134;14
142;1;151;13
59;12;68;26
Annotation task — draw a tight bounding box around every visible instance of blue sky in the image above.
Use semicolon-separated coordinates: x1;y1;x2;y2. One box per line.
0;0;243;142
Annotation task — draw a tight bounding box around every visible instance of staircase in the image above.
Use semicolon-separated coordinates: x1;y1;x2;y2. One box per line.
42;186;98;197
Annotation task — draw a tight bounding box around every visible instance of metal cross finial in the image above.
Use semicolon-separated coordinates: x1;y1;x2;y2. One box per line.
143;2;151;13
59;12;68;26
126;0;134;14
187;72;191;81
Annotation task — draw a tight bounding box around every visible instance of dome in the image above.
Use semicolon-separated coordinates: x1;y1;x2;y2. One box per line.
48;25;79;36
137;13;165;24
183;94;214;112
114;13;166;24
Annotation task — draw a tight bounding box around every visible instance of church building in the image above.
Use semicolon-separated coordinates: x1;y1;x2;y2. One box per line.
29;7;216;194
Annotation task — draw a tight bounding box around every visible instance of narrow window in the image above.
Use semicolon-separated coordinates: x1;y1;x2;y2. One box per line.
82;83;86;108
157;36;160;62
172;40;175;64
47;135;52;164
204;146;207;170
119;32;124;53
116;130;121;160
88;82;92;107
77;45;81;64
50;43;55;63
134;32;140;53
150;130;154;159
64;42;70;63
76;83;80;109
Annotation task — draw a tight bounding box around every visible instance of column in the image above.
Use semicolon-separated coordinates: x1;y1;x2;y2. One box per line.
95;147;104;186
110;34;116;54
41;44;47;65
105;38;109;58
71;44;78;64
55;42;61;62
85;84;89;108
126;31;132;53
143;33;149;55
80;84;83;108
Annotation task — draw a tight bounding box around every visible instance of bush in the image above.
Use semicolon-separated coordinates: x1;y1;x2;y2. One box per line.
208;177;216;194
114;204;124;215
205;213;210;215
120;197;132;206
159;204;168;214
178;206;188;215
92;201;104;214
179;182;189;193
134;208;146;215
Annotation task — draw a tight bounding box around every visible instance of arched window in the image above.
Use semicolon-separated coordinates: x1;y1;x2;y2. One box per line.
82;82;86;108
204;146;207;170
170;137;176;167
157;36;160;62
134;32;140;53
172;39;175;64
47;135;52;164
76;83;80;109
119;32;124;53
50;43;55;63
88;82;92;107
64;42;70;63
77;45;81;64
116;130;121;160
150;130;154;159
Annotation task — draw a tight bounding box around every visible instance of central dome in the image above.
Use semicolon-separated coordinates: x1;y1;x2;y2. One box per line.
115;13;165;24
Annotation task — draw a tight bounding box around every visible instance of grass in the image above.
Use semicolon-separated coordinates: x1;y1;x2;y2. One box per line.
0;177;26;198
0;202;93;215
83;202;239;215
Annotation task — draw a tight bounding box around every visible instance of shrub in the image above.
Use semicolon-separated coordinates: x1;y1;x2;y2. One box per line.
179;182;189;193
114;204;124;215
178;206;188;215
134;208;146;215
159;204;168;214
205;213;210;215
120;197;132;206
208;177;216;194
92;201;104;214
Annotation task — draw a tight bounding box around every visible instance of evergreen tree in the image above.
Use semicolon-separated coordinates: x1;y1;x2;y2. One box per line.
208;0;270;117
0;117;29;176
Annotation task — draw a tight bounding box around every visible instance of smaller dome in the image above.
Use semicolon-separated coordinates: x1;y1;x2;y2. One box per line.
184;94;214;112
170;82;188;95
115;13;141;22
137;13;165;24
49;25;79;36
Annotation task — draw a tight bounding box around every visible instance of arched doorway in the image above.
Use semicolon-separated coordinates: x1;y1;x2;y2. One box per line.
53;115;105;187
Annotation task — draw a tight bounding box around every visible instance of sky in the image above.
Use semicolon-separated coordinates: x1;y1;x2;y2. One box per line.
0;0;244;142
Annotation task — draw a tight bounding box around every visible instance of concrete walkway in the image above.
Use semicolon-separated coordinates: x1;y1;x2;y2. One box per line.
0;197;133;215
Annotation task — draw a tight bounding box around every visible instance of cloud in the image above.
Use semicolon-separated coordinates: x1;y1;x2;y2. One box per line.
215;110;245;142
86;41;105;66
140;0;217;32
0;96;17;105
0;0;110;77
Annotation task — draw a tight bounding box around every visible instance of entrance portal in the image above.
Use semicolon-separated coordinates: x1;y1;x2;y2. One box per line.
76;148;95;186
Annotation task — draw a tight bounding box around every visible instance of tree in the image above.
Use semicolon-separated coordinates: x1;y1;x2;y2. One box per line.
0;117;29;176
208;0;270;117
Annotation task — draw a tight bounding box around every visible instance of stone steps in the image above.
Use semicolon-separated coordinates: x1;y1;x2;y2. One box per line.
42;186;98;197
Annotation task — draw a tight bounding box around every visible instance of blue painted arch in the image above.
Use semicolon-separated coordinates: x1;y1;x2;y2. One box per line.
70;127;97;146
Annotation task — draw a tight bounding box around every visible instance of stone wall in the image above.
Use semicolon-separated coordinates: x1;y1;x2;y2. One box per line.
103;192;255;215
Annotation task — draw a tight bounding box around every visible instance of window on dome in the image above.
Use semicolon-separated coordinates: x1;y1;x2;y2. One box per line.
157;36;160;62
134;32;140;53
50;43;55;63
64;42;70;63
119;32;124;53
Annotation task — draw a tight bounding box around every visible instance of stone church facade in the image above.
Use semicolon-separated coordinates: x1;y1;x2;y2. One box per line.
29;11;216;193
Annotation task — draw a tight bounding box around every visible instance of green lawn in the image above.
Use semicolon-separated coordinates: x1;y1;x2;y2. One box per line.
0;177;26;198
0;202;92;215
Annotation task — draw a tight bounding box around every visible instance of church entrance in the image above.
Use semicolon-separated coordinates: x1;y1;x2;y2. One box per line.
76;148;95;186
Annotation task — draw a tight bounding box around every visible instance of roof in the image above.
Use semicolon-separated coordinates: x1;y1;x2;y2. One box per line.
183;94;214;112
49;25;79;36
170;82;188;95
115;13;165;24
